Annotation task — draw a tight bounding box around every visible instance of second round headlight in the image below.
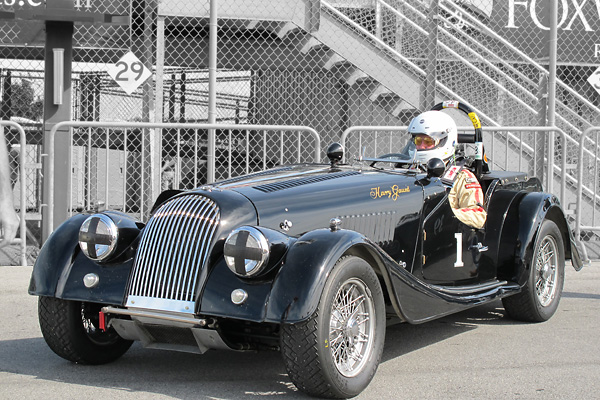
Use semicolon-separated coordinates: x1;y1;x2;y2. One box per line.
224;226;270;277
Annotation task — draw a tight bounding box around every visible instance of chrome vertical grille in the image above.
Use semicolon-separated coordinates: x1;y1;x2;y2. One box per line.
126;194;220;313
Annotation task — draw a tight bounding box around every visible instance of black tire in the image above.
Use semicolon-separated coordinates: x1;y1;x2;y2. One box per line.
280;256;385;399
502;220;565;322
38;296;133;364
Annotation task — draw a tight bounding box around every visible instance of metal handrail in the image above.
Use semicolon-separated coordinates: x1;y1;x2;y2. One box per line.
0;121;27;266
46;121;321;238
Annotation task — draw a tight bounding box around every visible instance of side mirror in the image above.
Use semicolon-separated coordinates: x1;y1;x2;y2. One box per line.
326;142;344;166
426;158;445;178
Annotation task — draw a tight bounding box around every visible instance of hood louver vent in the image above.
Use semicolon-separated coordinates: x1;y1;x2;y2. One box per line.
217;166;294;186
253;171;361;193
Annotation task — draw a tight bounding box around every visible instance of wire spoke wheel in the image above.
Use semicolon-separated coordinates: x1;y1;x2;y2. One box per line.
535;236;558;307
502;219;565;322
329;278;375;378
280;256;385;398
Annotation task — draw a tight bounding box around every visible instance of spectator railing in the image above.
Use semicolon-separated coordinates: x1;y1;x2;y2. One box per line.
46;122;321;238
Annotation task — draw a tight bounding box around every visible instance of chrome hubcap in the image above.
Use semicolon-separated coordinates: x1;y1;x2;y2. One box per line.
329;278;375;377
535;235;558;307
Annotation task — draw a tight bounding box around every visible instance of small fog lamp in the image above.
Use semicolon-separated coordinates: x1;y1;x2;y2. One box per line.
231;289;248;305
83;273;100;288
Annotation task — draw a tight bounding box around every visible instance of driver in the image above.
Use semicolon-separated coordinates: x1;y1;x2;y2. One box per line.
408;110;487;229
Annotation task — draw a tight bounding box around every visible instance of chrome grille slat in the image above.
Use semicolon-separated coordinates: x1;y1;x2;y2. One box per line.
187;204;220;299
172;200;215;301
138;197;186;297
126;195;220;313
150;196;197;298
132;196;184;296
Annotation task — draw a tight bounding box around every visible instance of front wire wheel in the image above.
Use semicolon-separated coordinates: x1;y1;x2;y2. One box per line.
281;256;385;399
502;219;565;322
329;278;376;378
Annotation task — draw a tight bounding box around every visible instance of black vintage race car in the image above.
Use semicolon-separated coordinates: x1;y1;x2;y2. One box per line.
30;102;583;399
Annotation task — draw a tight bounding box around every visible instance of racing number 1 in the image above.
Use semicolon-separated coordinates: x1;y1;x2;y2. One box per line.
454;232;464;267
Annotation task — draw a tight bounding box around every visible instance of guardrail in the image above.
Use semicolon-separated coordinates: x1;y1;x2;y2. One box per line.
47;122;321;238
0;121;27;266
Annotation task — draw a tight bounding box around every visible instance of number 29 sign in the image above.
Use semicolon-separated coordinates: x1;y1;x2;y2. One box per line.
107;51;152;95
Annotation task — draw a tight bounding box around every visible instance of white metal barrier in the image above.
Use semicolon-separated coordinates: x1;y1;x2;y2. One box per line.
47;122;321;237
342;126;567;198
576;127;600;262
0;121;27;266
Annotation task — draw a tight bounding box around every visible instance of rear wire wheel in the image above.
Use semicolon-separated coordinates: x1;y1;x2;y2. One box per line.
502;219;565;322
280;256;385;398
38;296;132;364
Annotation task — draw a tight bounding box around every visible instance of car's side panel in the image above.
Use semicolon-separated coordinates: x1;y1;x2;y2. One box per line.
260;227;516;325
483;189;526;281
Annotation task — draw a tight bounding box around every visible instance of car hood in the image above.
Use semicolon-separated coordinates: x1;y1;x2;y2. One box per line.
212;164;424;239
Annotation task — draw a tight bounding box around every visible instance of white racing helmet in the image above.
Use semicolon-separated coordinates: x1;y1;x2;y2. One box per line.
408;110;458;164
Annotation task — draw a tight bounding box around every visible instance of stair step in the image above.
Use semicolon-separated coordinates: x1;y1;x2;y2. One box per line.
300;36;324;54
369;84;394;102
275;21;299;39
341;68;369;86
323;52;346;70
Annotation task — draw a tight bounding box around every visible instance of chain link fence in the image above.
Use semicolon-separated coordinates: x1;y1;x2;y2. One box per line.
1;0;599;261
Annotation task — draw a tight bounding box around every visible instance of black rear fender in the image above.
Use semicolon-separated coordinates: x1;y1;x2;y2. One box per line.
499;192;578;285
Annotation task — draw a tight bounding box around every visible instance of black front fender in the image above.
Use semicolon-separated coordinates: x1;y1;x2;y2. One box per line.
29;213;138;305
29;214;88;296
264;228;369;324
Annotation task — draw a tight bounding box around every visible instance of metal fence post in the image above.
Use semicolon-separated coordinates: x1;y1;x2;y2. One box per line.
423;0;439;111
154;15;166;204
546;0;558;195
207;0;218;183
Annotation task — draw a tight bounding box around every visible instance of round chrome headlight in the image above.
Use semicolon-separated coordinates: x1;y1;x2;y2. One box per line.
224;226;270;277
79;214;119;261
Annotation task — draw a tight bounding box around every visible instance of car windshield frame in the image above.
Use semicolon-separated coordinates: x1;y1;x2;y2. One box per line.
362;141;418;166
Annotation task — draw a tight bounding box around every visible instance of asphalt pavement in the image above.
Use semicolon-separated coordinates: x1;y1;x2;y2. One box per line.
1;262;599;400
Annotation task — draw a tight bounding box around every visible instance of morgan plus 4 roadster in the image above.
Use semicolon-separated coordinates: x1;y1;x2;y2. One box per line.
30;102;583;398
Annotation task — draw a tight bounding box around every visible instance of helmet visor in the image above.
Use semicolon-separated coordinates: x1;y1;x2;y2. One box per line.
413;134;438;150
